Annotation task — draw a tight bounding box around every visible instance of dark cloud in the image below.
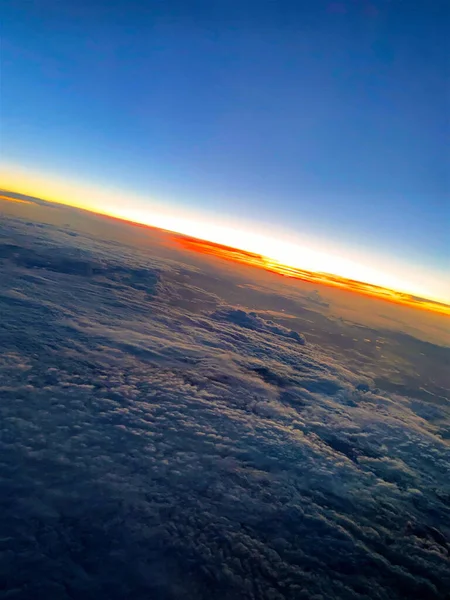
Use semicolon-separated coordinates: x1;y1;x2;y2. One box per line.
0;212;449;599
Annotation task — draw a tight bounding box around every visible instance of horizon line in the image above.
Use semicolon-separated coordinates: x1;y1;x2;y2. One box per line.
1;188;449;317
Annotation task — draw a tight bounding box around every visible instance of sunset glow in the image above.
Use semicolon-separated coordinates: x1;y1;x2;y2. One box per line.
173;236;450;317
1;172;449;316
1;162;449;308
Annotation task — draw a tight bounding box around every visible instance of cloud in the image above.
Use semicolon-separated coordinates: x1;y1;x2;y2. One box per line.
0;211;449;599
213;308;306;345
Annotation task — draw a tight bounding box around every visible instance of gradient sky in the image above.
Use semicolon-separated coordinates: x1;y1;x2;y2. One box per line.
1;0;449;301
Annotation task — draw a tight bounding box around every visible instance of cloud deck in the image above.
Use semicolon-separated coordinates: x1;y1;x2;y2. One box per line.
0;203;449;599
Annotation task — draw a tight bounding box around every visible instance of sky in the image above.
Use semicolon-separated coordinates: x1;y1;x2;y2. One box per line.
1;0;449;302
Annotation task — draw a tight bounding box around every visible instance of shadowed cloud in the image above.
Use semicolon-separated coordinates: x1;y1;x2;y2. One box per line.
0;201;449;599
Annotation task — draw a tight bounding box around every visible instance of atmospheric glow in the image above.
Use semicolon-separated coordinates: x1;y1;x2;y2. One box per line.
174;237;450;316
1;162;448;305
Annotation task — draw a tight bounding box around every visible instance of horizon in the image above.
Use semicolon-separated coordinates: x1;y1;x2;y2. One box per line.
1;188;449;315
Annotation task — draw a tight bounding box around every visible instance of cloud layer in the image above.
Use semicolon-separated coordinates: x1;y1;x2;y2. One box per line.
0;210;449;600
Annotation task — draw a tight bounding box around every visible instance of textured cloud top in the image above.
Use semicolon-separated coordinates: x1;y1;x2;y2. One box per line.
0;201;449;599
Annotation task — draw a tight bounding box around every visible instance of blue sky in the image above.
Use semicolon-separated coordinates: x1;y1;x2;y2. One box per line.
2;0;449;299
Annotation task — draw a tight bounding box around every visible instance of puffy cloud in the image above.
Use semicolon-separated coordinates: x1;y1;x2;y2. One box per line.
213;308;306;344
0;211;449;599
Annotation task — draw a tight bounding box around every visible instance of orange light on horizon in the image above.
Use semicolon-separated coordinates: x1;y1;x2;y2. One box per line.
1;162;449;308
0;194;33;205
173;235;450;317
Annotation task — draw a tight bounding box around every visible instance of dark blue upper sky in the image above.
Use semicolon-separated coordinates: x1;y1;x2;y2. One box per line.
2;0;449;295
